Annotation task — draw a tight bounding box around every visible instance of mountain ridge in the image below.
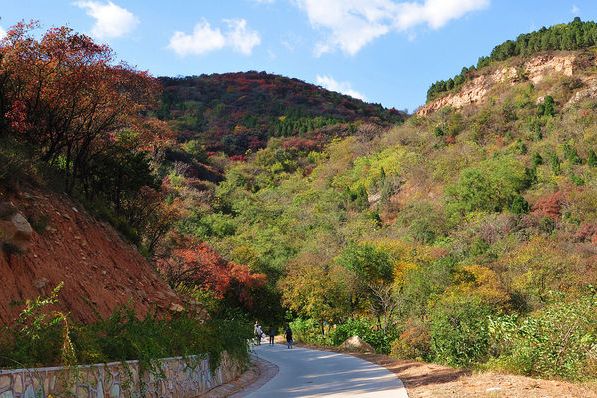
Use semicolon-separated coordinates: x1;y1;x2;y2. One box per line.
157;71;406;155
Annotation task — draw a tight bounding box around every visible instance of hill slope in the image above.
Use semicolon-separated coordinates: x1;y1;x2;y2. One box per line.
0;188;180;324
179;46;596;381
158;71;405;154
418;49;597;115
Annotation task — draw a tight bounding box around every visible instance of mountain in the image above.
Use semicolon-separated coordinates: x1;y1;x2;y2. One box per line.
425;17;597;103
1;19;596;385
157;71;406;155
184;43;596;380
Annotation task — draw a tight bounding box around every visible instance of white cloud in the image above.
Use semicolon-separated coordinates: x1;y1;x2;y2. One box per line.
0;26;6;40
169;20;226;56
224;19;262;55
75;1;139;39
296;0;489;56
169;19;261;56
316;75;367;101
571;5;580;14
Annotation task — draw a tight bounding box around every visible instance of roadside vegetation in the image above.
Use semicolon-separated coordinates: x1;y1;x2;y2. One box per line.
0;284;252;371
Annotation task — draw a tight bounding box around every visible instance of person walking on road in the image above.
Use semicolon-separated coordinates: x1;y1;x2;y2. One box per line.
268;326;276;345
254;322;263;345
285;325;293;349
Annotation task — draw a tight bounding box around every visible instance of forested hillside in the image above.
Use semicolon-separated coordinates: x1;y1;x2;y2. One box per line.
158;72;405;154
175;45;597;380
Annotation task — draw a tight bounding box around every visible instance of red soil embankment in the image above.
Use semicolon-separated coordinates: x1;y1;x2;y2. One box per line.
0;189;180;325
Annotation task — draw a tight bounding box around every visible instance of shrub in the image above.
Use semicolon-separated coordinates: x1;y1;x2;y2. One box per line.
446;155;528;215
331;318;397;354
0;287;252;370
290;318;333;346
429;295;494;367
487;293;596;380
510;195;530;214
395;202;447;244
391;318;431;360
531;152;543;166
538;96;556;117
589;149;597;167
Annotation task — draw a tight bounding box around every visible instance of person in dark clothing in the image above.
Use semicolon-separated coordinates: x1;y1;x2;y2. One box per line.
268;326;276;345
285;326;293;349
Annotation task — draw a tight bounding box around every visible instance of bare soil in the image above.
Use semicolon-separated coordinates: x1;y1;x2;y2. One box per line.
0;188;180;324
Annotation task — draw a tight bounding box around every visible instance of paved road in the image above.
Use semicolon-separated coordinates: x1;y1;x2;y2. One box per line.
236;344;409;397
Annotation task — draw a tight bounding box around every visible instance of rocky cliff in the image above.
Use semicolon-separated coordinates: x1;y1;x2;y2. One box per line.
417;50;597;115
0;189;180;325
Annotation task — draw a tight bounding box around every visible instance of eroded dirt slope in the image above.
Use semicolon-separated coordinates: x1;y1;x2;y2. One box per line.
0;188;180;325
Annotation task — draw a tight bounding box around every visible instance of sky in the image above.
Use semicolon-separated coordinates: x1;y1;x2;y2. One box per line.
1;0;596;112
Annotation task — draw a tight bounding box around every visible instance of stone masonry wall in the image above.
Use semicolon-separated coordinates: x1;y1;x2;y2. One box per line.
0;353;243;398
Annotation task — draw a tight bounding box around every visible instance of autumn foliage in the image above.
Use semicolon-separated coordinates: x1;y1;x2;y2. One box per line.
0;22;180;253
158;243;266;309
0;22;163;192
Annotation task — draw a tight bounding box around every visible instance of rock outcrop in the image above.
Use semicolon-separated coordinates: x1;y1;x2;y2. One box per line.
0;202;33;252
417;51;597;116
340;336;375;353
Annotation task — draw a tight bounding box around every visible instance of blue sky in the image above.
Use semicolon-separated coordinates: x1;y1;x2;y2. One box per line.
1;0;596;111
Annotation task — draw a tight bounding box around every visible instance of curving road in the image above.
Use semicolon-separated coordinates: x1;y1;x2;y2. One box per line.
234;344;409;397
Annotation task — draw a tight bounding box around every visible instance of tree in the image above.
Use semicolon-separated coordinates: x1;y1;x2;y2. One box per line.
278;252;352;329
446;156;528;215
538;96;556;116
588;149;597;167
510;195;530;214
0;22;161;193
157;242;266;310
337;243;396;330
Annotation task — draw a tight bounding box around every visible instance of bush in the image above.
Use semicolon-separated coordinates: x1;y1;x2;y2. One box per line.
510;195;530;214
290;318;333;346
446;155;528;216
331;318;397;354
0;286;252;370
395;202;447;244
487;293;596;380
429;295;494;367
391;318;431;360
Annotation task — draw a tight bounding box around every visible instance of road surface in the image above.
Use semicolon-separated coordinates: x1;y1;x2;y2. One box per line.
235;344;409;397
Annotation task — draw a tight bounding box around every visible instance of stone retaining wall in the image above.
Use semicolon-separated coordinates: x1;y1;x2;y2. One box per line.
0;353;244;398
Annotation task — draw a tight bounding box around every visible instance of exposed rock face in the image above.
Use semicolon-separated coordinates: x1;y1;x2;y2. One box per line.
524;54;575;84
417;52;596;116
0;203;33;252
0;190;181;325
567;76;597;106
340;336;375;353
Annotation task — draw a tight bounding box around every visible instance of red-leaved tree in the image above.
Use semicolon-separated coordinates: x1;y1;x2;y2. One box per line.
0;22;161;192
157;242;266;309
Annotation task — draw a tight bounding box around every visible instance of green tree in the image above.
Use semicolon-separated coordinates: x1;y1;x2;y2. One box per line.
446;156;528;214
510;195;530;214
538;96;556;116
